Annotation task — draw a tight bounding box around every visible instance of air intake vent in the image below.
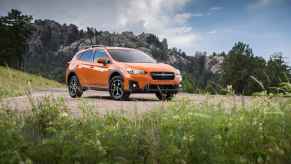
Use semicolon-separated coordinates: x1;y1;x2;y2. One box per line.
151;72;175;80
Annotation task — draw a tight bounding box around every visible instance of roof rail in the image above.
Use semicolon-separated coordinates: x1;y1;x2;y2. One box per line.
79;44;105;50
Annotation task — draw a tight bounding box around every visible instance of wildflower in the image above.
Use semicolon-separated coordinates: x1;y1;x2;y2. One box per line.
60;112;68;117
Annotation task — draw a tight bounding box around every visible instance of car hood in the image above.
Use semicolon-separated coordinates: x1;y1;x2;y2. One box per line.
120;63;177;73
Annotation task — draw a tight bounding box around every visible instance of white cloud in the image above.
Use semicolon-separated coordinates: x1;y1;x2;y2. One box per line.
208;30;217;34
192;13;204;17
248;0;286;9
0;0;198;53
174;12;193;24
249;0;272;9
114;0;198;52
206;6;223;16
209;6;223;11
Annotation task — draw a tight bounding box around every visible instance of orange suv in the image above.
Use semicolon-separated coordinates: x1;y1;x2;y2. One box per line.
66;45;182;100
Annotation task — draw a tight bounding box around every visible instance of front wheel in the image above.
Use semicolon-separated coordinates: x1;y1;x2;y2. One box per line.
109;76;130;100
155;92;174;101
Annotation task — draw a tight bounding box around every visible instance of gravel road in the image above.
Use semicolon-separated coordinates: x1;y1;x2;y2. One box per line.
1;88;255;117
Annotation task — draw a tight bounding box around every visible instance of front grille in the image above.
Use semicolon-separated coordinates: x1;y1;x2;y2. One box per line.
151;72;175;80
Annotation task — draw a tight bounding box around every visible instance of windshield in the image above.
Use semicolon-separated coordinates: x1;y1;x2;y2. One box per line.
108;49;156;63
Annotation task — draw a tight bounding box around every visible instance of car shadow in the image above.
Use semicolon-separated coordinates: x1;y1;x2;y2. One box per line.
83;95;159;102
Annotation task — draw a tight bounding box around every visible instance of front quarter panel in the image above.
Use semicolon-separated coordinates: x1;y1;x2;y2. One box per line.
66;61;79;84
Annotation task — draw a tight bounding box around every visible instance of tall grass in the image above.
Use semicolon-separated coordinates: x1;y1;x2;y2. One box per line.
0;66;63;98
0;97;291;163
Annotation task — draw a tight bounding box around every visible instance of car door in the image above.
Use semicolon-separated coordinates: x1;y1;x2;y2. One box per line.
75;50;94;86
87;49;111;88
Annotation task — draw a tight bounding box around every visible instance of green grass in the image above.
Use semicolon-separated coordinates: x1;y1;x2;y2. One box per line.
0;66;64;98
0;97;291;163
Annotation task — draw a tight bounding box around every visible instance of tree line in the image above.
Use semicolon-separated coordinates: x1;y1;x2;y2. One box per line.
183;42;290;95
221;42;290;95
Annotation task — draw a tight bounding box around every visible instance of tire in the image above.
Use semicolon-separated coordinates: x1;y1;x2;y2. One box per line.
68;75;83;98
109;75;130;100
155;92;174;101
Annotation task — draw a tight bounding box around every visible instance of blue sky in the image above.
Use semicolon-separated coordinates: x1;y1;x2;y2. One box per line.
0;0;290;63
184;0;291;60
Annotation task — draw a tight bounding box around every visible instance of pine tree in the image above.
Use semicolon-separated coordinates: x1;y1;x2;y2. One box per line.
0;9;33;68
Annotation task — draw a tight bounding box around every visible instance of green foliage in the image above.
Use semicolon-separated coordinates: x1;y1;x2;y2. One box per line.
221;42;267;95
182;74;195;93
0;66;63;98
0;109;23;163
266;54;289;84
205;81;228;95
1;97;291;163
0;9;33;68
267;82;291;97
265;54;291;93
252;82;291;97
279;82;291;92
221;42;291;95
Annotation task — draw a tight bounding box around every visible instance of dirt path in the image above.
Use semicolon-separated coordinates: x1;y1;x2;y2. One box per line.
1;88;254;117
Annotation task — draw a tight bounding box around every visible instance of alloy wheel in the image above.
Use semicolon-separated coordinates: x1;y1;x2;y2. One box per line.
110;79;124;99
68;76;83;98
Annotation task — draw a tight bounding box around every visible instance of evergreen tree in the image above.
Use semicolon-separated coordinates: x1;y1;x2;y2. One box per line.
221;42;266;95
0;9;33;68
265;53;291;90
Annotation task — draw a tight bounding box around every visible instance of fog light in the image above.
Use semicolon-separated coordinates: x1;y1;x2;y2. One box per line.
129;81;139;90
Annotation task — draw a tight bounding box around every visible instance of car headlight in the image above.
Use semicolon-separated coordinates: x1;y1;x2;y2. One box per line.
127;69;145;74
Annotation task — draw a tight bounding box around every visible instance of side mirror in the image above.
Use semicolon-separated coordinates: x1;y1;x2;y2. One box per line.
97;58;110;65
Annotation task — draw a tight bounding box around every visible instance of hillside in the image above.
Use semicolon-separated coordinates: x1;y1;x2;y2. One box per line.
0;66;63;98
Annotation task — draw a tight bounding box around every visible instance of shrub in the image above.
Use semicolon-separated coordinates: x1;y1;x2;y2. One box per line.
252;82;291;97
182;74;195;93
278;82;291;94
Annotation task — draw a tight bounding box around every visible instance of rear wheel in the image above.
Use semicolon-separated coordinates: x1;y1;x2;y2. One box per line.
155;92;174;101
68;75;83;98
109;76;130;100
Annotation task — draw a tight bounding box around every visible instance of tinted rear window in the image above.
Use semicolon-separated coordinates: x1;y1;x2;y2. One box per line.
108;49;156;63
79;50;93;62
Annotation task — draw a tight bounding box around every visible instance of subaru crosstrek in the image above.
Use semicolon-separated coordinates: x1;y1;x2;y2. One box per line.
66;46;182;100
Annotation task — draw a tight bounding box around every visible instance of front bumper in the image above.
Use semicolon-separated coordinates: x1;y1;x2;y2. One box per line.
124;74;182;93
134;84;182;93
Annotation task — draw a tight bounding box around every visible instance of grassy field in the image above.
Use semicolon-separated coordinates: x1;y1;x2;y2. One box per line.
0;66;63;98
0;96;291;163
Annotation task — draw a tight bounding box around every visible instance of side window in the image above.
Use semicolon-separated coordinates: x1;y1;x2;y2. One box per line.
93;50;108;62
79;50;93;62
